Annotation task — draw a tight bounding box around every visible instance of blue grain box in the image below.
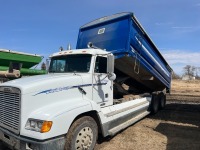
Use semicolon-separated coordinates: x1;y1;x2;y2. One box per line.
77;12;172;92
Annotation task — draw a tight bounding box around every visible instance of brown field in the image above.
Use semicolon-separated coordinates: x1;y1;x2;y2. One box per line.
171;79;200;96
1;80;200;150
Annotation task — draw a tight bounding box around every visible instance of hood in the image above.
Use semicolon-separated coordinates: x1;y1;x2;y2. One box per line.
1;73;83;95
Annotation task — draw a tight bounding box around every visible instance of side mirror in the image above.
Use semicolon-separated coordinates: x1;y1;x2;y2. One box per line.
107;54;114;73
107;54;116;81
108;73;116;81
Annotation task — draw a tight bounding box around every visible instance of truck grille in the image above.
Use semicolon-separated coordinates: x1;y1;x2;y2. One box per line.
0;87;21;134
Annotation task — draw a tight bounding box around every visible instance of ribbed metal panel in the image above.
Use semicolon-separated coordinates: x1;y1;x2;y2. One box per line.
0;87;21;134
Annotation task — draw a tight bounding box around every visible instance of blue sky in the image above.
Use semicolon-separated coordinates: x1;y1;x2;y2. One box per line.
0;0;200;75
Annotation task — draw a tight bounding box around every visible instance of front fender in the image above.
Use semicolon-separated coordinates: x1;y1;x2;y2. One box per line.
20;99;93;140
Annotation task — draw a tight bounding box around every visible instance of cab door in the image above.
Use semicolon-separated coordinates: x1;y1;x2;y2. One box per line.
92;56;113;107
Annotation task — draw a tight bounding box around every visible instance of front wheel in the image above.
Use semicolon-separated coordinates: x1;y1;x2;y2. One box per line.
65;116;98;150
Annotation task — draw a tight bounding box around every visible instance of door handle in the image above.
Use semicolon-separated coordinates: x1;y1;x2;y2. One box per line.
78;87;87;95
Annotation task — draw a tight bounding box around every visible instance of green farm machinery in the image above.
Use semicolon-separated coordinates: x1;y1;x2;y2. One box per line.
0;49;46;82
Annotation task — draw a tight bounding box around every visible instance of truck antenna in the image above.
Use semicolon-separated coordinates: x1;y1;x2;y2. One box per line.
67;44;71;50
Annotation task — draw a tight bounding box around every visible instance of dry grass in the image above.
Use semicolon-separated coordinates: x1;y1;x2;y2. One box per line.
171;79;200;96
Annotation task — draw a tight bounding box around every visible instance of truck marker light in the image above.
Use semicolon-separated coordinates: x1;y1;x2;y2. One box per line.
41;121;53;133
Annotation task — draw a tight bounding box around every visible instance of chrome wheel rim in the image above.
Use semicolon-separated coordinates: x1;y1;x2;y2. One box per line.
75;127;93;150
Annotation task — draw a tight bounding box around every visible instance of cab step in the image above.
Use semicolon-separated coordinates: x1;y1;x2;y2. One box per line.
108;111;150;136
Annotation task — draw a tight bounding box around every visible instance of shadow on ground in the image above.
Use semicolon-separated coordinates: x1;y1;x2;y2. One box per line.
149;103;200;150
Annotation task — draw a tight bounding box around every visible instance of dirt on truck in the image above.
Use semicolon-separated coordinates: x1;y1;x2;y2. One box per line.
1;79;199;150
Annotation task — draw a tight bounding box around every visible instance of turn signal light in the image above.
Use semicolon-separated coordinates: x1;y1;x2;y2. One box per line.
41;121;53;133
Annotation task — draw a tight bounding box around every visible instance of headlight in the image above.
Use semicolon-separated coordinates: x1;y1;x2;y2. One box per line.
25;119;53;133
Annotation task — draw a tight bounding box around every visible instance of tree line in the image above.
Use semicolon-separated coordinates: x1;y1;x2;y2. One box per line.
173;65;200;79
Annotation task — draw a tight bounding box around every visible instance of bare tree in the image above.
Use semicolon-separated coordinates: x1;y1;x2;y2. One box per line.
41;62;46;70
194;67;198;77
196;67;200;79
183;65;195;77
172;71;180;79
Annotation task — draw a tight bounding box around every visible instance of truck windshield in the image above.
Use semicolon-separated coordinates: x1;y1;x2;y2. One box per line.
49;54;92;73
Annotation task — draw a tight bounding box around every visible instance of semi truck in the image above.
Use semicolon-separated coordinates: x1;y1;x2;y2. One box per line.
0;12;172;150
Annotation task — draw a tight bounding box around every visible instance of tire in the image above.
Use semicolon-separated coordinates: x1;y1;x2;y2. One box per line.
150;93;159;114
65;116;98;150
159;92;166;110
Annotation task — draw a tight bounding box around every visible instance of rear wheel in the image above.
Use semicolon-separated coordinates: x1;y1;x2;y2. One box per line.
65;116;98;150
159;92;166;109
150;93;159;114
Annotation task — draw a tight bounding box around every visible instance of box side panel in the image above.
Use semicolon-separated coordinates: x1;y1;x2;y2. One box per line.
77;18;130;54
129;20;171;85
